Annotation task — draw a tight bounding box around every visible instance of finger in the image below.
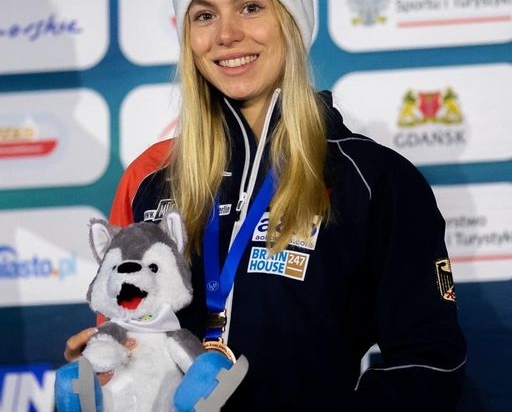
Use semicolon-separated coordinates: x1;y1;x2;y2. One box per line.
97;370;114;386
124;337;137;351
64;327;98;362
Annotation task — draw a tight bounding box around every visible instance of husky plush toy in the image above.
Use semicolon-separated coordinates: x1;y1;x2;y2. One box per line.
54;210;248;412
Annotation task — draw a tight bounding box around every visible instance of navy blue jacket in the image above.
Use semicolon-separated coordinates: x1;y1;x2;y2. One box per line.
110;90;467;411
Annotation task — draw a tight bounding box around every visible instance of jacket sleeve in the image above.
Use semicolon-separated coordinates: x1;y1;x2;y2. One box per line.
97;139;173;327
354;148;467;409
109;139;173;226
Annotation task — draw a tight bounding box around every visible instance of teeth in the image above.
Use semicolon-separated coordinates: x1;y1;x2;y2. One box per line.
219;55;257;68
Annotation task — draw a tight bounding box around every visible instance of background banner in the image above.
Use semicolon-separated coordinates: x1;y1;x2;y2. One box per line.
0;1;511;410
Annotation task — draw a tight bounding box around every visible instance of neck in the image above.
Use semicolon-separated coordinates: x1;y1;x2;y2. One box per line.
240;95;274;142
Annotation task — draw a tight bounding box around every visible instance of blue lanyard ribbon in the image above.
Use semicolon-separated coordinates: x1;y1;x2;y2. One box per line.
202;171;275;340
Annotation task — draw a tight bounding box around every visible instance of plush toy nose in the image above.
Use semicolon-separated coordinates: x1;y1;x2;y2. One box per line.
117;261;142;274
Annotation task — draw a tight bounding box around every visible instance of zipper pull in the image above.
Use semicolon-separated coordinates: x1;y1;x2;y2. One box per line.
236;192;247;213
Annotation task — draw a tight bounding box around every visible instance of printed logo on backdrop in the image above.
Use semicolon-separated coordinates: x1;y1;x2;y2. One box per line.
347;0;391;26
0;364;55;412
397;87;463;127
120;83;181;168
0;207;103;308
433;183;512;283
0;118;58;159
0;89;109;189
0;244;77;281
0;0;108;74
394;87;467;152
332;63;512;166
329;0;512;51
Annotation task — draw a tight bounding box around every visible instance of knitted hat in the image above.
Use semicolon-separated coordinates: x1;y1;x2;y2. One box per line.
172;0;315;50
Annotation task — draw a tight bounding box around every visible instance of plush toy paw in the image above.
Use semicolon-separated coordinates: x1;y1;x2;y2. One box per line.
174;352;249;412
82;333;130;373
54;357;103;412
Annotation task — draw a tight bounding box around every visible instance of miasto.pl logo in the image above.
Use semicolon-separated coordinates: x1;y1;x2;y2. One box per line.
0;245;76;280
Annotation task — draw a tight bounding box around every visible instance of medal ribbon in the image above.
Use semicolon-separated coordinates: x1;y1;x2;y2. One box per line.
203;171;275;340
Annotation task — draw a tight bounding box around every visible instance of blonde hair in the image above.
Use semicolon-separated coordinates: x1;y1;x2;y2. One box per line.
170;0;330;257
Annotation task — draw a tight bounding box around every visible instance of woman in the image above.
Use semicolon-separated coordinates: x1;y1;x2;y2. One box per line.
66;0;467;410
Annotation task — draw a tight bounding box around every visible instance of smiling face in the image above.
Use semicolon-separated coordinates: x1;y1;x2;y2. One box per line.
187;0;286;111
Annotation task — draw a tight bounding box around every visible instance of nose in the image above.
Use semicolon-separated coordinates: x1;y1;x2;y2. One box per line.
117;261;142;274
216;16;243;46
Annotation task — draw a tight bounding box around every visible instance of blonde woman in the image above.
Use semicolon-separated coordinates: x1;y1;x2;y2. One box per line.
65;0;467;410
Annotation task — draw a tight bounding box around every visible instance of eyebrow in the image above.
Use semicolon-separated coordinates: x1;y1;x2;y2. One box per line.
189;0;215;7
190;0;244;7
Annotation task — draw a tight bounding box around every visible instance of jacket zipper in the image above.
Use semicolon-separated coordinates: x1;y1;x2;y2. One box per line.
225;88;281;228
222;88;281;343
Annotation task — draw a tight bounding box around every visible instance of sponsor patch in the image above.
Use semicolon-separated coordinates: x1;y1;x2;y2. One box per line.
144;199;176;221
434;258;456;302
247;247;309;281
219;203;231;216
251;212;321;250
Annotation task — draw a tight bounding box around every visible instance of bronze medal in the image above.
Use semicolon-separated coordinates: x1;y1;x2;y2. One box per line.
203;340;237;363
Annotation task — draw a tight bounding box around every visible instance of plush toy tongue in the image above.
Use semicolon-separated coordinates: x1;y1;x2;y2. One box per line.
117;283;148;310
121;297;143;310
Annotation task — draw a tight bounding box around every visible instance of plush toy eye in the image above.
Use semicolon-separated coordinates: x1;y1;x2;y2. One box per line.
149;263;158;273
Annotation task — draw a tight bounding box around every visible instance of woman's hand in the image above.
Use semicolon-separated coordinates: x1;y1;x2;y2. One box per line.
64;327;137;386
64;327;97;362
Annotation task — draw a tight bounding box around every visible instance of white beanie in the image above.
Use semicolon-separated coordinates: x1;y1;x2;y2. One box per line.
172;0;315;50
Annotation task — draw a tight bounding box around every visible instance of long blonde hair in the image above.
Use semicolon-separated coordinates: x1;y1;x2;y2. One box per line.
170;0;330;257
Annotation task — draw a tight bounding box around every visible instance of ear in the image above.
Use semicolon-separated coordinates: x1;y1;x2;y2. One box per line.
89;218;118;263
160;210;187;254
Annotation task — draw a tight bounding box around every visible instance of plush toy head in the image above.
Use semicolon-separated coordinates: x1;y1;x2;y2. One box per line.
86;211;192;322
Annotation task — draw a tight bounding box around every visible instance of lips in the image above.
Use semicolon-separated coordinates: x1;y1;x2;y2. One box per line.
117;283;148;310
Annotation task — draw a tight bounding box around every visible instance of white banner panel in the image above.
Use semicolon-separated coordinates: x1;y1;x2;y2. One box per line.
0;88;110;189
434;183;512;283
333;63;512;166
119;0;180;65
120;83;181;167
0;0;109;74
0;206;105;307
329;0;512;52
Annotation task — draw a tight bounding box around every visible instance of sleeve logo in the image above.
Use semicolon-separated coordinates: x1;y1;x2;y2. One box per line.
434;258;457;302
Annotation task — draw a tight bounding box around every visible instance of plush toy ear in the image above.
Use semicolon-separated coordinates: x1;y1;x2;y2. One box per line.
89;218;119;263
160;210;187;254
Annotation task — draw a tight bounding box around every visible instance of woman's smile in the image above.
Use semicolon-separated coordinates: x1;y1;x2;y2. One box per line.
217;54;259;68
